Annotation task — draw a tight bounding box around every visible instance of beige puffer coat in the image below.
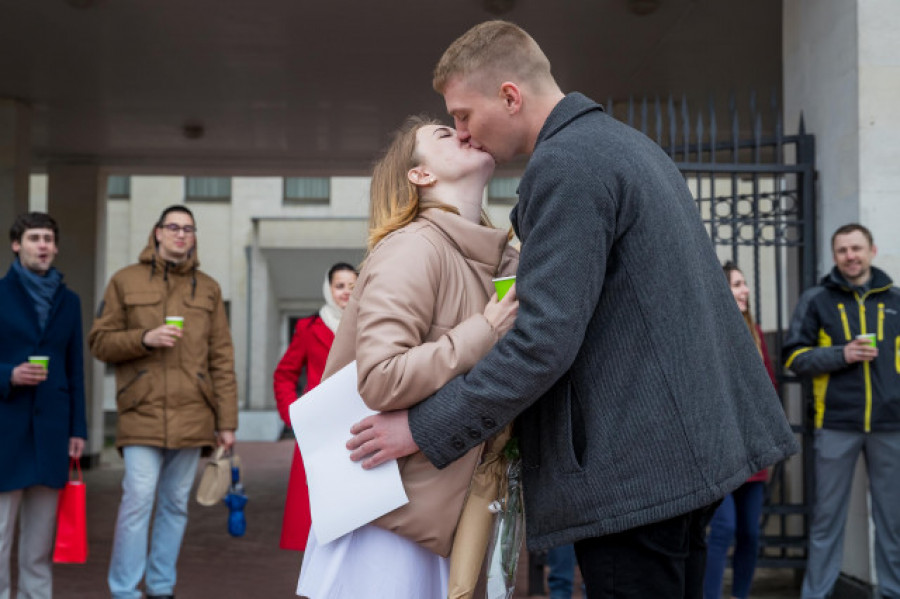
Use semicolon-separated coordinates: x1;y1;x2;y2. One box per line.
321;208;518;557
89;228;238;450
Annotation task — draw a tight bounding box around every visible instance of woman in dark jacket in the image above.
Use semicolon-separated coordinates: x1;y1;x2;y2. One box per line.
273;262;357;550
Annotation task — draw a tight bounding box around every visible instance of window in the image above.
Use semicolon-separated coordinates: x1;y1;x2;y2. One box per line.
284;177;330;205
488;177;519;205
186;177;231;202
107;175;131;199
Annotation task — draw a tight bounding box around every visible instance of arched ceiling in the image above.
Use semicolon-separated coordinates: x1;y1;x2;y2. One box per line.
0;0;782;175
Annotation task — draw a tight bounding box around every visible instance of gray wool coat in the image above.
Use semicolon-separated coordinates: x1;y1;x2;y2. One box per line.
408;92;799;551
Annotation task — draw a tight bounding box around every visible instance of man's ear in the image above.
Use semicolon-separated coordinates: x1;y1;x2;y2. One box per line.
11;240;20;255
407;167;435;187
499;82;523;114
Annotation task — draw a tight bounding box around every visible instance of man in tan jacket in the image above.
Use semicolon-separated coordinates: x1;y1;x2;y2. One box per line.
89;205;237;599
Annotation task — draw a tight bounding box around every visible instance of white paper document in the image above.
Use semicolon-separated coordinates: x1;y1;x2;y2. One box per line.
289;361;409;545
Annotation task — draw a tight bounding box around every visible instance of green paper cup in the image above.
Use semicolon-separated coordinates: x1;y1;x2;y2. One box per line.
29;355;49;370
856;333;876;348
165;316;184;329
492;276;516;301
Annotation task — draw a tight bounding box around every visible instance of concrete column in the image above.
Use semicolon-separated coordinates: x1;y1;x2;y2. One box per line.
857;1;900;277
247;220;276;411
784;0;900;592
0;99;31;272
46;164;107;461
784;0;900;278
230;177;286;413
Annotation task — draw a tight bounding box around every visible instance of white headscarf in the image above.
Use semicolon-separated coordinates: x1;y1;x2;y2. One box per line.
318;271;343;334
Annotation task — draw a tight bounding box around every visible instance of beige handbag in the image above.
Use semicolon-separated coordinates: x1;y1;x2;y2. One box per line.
196;446;233;507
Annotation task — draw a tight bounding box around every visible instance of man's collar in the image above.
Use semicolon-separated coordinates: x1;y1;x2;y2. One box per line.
827;265;893;292
534;92;603;148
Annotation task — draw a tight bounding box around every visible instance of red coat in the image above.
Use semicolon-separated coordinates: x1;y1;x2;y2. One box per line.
747;324;778;483
273;314;334;550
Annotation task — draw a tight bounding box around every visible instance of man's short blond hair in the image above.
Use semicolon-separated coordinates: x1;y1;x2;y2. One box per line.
433;20;553;94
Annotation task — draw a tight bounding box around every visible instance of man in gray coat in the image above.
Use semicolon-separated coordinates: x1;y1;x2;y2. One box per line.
348;21;798;597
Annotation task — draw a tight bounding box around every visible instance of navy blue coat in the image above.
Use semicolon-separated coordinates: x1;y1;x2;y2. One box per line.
0;264;87;492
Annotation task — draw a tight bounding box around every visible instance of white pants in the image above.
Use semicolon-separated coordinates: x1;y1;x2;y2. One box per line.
0;486;59;599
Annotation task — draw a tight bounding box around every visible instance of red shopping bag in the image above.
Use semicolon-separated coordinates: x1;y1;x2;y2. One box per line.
52;458;88;564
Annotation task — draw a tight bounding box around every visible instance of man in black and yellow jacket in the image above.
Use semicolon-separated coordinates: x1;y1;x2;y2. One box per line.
784;223;900;599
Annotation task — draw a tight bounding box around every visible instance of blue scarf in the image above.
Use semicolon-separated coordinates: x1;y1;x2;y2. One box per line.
12;258;62;331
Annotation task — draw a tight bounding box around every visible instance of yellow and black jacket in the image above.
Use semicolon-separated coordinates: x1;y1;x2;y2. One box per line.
784;266;900;432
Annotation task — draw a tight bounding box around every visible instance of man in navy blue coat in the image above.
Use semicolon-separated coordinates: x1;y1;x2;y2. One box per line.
0;212;87;599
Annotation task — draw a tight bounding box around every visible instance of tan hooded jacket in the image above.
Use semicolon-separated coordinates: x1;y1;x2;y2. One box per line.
89;227;238;450
321;209;518;556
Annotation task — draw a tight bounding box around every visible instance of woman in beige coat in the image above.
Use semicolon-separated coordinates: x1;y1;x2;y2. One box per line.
296;116;518;599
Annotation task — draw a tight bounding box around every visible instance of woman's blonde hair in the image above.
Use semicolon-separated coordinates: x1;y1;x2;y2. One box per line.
367;115;494;251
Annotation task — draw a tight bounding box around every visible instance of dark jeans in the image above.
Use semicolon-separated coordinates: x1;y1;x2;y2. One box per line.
547;544;586;599
574;503;719;599
703;481;765;599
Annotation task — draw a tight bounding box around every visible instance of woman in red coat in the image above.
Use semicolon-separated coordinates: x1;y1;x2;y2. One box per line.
273;262;357;551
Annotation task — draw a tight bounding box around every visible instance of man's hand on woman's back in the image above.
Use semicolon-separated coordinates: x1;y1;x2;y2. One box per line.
347;410;419;469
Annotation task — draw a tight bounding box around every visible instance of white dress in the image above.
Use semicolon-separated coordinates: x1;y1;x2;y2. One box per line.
296;524;449;599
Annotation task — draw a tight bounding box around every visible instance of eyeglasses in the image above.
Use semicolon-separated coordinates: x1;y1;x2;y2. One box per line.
160;223;197;235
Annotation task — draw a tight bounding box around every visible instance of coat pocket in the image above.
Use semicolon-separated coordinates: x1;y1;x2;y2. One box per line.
182;294;216;338
123;291;163;330
116;369;150;412
196;372;218;417
183;294;215;312
536;375;585;475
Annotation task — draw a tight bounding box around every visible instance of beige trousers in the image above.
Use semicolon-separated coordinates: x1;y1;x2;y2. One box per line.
0;487;59;599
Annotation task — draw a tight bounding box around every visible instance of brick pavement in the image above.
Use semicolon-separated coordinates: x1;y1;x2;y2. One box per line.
50;441;300;598
30;440;800;598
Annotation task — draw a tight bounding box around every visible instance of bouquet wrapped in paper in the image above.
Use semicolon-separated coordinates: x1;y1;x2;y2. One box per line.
484;438;524;599
447;429;525;599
